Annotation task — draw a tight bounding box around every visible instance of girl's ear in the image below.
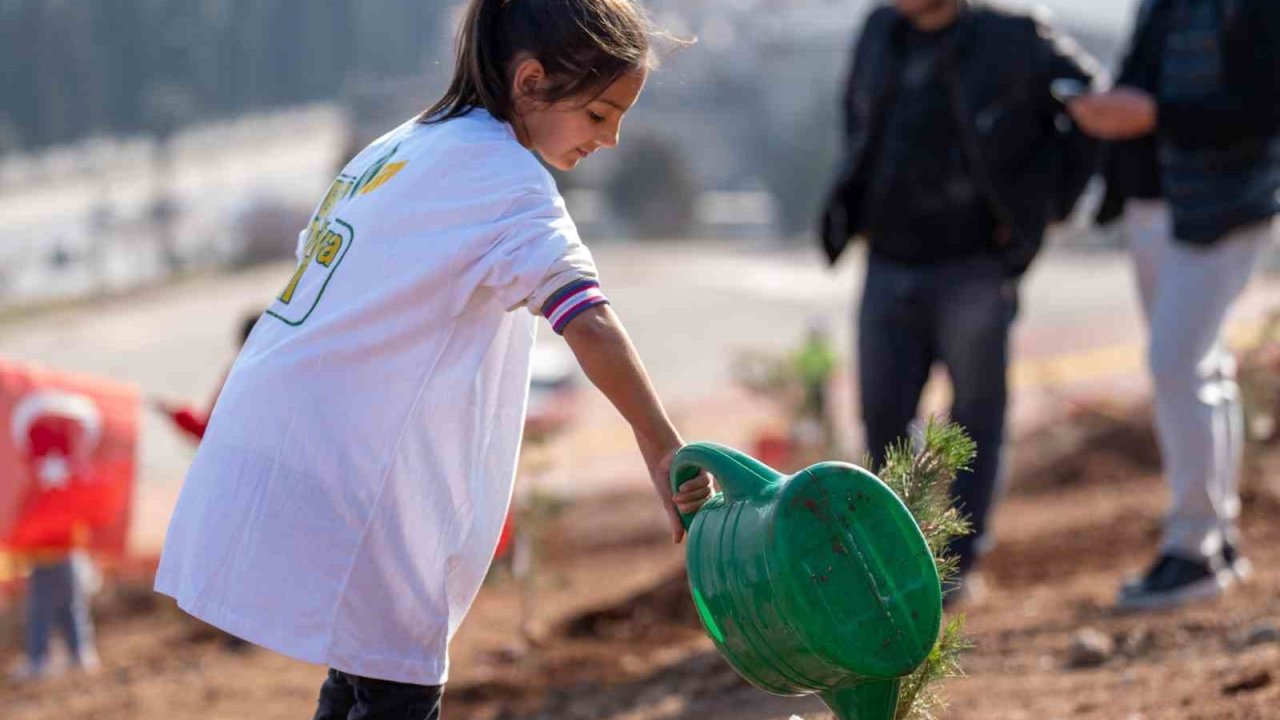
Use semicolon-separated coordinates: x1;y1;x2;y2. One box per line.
510;56;547;109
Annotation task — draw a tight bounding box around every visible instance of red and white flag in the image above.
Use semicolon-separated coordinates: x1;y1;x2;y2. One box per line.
0;359;138;555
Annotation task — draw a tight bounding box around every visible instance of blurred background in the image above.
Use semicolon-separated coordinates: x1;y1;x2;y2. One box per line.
0;0;1142;524
0;0;1132;299
1;1;1279;719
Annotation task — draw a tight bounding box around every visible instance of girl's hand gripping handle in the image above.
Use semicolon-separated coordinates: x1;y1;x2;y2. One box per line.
669;442;781;531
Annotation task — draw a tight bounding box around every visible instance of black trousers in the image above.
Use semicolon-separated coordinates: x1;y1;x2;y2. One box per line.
312;668;443;720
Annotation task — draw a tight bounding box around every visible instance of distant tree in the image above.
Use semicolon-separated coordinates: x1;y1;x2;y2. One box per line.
759;95;840;240
0;0;449;150
0;114;23;155
604;135;697;239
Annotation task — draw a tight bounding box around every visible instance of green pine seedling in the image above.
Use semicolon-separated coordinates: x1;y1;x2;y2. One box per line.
873;419;975;720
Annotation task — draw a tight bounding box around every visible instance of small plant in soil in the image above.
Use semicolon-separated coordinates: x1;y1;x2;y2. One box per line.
874;419;974;720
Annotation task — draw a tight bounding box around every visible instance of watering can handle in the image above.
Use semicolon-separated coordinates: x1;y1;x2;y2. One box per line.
669;442;782;530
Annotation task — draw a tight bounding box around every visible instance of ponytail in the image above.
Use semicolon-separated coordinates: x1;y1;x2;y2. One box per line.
421;0;653;125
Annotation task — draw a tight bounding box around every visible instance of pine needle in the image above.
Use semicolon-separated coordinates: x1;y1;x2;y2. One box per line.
876;419;975;720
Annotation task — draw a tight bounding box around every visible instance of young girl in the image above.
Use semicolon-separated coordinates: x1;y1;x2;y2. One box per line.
154;1;710;717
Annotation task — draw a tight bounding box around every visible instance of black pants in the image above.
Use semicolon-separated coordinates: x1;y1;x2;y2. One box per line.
312;668;443;720
858;253;1018;577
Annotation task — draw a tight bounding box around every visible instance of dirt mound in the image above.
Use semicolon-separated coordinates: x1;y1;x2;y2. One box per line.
1010;399;1161;494
558;570;699;643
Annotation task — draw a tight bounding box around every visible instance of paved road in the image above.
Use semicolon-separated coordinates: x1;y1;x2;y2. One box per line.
2;240;1278;551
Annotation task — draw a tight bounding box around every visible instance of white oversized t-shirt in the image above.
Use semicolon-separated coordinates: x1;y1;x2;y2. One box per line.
155;110;607;685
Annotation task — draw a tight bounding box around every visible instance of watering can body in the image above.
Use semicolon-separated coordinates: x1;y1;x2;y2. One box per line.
672;443;942;720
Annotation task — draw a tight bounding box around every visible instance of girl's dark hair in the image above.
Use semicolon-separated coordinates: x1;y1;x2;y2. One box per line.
421;0;653;125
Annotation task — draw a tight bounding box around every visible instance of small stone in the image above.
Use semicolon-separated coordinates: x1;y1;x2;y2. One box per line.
1065;627;1115;668
619;654;646;674
1222;670;1272;696
1120;626;1154;658
1244;622;1280;647
1226;620;1280;651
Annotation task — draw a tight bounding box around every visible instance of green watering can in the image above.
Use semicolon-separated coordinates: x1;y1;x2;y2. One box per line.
671;442;942;720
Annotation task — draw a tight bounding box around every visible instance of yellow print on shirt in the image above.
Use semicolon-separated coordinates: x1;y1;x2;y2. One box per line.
267;146;406;327
358;161;407;196
278;224;347;305
268;218;354;326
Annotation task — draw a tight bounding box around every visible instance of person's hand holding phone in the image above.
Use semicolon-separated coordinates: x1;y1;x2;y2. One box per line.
1062;84;1157;140
1050;78;1088;104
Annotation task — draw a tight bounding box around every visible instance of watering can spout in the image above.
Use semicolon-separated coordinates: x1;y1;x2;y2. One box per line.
818;679;900;720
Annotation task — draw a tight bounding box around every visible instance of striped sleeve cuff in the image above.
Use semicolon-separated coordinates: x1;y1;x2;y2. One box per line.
540;278;609;335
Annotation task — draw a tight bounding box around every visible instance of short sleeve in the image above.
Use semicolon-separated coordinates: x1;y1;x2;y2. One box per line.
537;275;609;335
477;189;606;331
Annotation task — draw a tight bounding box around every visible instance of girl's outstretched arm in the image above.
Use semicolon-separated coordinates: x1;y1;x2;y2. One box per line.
560;304;712;542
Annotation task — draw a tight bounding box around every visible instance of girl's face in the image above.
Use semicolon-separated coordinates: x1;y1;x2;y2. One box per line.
511;60;647;171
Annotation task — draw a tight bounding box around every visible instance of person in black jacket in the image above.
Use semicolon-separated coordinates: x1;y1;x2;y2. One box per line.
1070;0;1279;611
819;0;1099;603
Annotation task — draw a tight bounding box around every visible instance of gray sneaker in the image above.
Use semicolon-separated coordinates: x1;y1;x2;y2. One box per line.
1117;554;1229;612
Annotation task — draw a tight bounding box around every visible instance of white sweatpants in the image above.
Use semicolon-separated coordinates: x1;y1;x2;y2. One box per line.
1125;199;1272;560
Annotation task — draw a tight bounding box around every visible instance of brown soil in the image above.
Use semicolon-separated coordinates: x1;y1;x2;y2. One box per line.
3;402;1280;720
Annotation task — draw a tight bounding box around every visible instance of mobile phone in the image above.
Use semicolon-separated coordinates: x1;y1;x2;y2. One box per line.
1050;78;1088;104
